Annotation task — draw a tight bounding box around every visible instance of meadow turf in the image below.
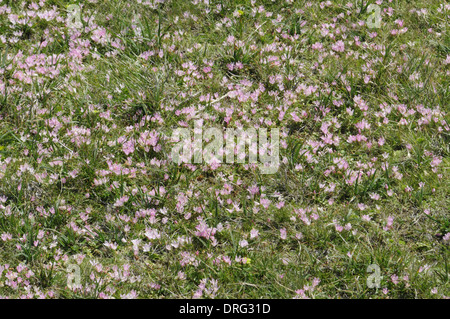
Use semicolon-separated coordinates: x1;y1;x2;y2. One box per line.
0;0;449;298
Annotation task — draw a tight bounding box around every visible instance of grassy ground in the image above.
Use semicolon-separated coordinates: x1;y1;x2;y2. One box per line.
0;0;449;299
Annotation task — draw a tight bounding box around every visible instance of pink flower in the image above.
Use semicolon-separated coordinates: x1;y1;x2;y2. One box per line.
1;233;12;241
391;274;399;285
331;40;345;52
312;42;323;51
430;157;442;168
120;290;138;299
239;240;248;248
280;228;287;240
250;229;259;239
122;139;135;155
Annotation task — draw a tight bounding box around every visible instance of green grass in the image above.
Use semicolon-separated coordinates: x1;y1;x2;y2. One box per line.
0;0;448;299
